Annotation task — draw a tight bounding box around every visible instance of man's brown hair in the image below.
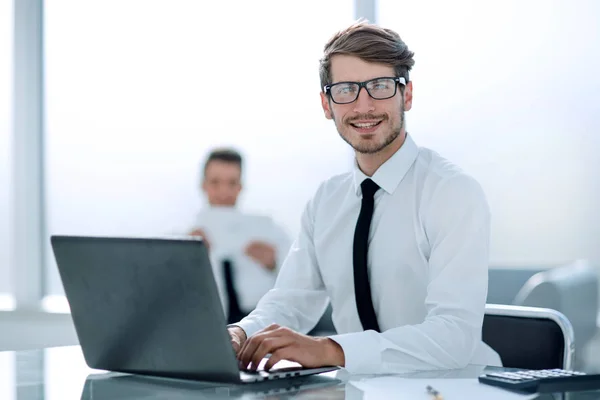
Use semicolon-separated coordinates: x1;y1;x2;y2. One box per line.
203;148;243;176
319;20;415;90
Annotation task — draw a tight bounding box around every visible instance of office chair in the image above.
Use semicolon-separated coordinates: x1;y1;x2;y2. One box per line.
487;267;545;305
309;303;336;336
483;304;575;370
514;259;598;366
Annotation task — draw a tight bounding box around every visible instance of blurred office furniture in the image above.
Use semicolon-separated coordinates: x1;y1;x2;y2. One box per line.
487;267;545;305
309;303;336;336
483;304;575;370
0;310;78;351
513;259;598;366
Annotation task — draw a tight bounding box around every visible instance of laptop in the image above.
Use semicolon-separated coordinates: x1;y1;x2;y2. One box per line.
50;235;339;383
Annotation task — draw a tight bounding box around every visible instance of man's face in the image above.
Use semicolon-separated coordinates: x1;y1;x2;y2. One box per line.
202;160;242;207
320;54;413;154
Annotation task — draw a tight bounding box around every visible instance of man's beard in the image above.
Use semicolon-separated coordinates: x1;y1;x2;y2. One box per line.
332;106;405;154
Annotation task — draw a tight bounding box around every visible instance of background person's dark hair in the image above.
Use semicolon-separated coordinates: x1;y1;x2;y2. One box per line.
203;148;243;176
319;20;415;92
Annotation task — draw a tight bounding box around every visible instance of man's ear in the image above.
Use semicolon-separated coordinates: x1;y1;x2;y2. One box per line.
320;92;333;120
403;81;413;111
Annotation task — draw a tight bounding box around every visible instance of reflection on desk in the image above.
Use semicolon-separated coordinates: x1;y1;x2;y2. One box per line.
81;372;344;399
1;346;600;399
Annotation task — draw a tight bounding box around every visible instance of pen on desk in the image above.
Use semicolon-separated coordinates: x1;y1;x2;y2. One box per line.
426;385;443;400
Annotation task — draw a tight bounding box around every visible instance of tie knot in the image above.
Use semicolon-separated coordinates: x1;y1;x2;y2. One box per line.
360;179;380;199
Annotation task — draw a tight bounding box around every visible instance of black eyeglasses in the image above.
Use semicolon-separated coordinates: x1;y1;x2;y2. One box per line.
323;76;406;104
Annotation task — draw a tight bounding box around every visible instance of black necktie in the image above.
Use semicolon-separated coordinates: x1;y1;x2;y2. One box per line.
353;178;381;332
222;259;244;324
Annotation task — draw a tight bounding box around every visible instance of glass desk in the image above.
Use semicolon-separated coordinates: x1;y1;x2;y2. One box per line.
0;346;597;399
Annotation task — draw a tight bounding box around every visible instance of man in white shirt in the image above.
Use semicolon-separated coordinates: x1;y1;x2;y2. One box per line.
228;21;502;374
189;148;291;324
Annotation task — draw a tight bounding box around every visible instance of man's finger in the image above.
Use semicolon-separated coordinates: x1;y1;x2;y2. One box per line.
231;337;241;354
250;336;294;371
244;246;258;258
245;241;258;250
238;324;279;357
264;347;293;371
238;325;282;369
239;326;280;367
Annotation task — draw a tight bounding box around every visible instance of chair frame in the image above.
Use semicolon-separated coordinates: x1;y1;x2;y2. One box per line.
485;303;575;370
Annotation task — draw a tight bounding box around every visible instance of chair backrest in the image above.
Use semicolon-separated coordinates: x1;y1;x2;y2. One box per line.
482;304;575;370
487;267;545;305
514;259;598;355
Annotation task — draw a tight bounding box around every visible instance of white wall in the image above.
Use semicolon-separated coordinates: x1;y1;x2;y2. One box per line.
379;0;600;266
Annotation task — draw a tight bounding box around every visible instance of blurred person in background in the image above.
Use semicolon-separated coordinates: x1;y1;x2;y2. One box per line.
189;148;291;324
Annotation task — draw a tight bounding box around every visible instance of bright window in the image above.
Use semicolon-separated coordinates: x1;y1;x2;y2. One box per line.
0;0;13;305
378;0;600;265
44;1;355;297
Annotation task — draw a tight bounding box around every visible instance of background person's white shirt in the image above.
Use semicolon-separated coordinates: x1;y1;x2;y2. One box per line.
236;134;502;375
192;207;292;313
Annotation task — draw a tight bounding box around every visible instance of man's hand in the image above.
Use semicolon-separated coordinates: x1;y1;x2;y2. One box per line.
189;228;211;250
245;241;277;271
238;324;345;371
228;326;247;355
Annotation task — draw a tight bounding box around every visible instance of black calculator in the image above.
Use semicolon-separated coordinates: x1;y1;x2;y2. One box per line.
479;369;600;394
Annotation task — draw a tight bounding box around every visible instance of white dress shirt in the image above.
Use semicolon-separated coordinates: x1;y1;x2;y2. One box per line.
236;134;502;374
193;208;292;313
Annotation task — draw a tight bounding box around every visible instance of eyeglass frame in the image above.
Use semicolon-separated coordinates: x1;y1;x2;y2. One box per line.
323;76;407;104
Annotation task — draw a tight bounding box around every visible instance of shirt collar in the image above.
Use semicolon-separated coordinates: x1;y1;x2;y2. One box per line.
353;133;420;196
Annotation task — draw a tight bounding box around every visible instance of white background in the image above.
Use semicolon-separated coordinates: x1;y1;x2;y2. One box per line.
0;0;13;298
379;0;600;265
44;0;355;295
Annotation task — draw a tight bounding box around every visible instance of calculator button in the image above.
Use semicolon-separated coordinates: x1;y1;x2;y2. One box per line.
530;372;547;378
516;374;535;379
505;374;528;380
